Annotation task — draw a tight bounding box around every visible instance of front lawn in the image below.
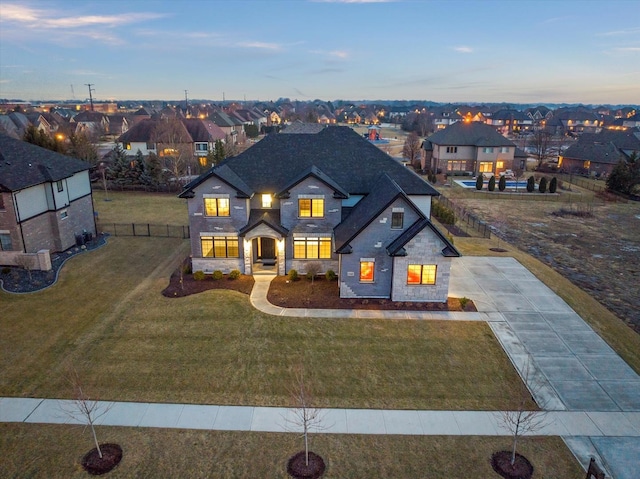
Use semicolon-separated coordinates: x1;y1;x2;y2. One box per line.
1;237;531;410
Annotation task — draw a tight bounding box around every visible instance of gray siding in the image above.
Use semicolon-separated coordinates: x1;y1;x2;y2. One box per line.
339;196;421;299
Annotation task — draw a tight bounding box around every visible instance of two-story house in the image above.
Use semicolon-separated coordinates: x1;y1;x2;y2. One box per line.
179;126;459;303
0;134;96;254
421;121;516;176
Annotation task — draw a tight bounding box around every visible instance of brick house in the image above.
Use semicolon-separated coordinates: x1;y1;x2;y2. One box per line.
421;121;516;176
0;134;96;254
179;126;459;303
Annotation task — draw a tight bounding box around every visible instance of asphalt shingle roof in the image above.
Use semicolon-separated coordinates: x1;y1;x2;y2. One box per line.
0;134;90;191
426;121;515;147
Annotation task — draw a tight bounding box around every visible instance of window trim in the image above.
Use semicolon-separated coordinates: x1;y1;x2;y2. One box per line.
203;196;230;217
407;264;437;285
0;231;12;251
298;197;324;218
359;259;375;283
56;180;64;192
391;210;404;229
200;235;239;258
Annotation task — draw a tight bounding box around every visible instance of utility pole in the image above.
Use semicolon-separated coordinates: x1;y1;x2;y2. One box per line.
85;84;95;111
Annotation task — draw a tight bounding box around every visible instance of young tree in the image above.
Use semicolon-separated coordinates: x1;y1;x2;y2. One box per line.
475;174;483;190
145;152;162;186
213;139;226;165
108;144;130;186
61;367;113;460
495;360;548;467
538;176;547;193
527;130;555;169
285;366;326;468
488;175;496;192
152;118;192;185
548;176;558;193
305;261;322;286
402;131;421;168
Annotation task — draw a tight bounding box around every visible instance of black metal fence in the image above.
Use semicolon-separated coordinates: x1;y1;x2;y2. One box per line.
97;223;190;239
434;197;491;238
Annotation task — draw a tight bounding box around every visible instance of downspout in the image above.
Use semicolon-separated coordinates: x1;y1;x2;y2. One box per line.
13;190;26;253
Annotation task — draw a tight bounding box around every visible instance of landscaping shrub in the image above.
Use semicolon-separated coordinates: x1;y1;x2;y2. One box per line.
193;270;205;281
325;269;337;281
1;267;10;275
212;270;223;280
549;177;558;193
459;297;469;309
526;176;535;192
228;269;241;280
182;262;192;275
288;269;299;281
488;175;496;192
539;177;548;193
498;175;506;192
432;201;456;225
475;175;483;190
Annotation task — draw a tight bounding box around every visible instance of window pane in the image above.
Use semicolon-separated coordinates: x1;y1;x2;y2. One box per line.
294;239;306;258
201;238;214;257
299;199;311;217
421;265;437;285
391;212;403;228
407;264;421;284
360;261;374;282
262;194;272;208
217;198;230;216
214;237;227;257
227;238;239;257
204;198;217;216
319;238;332;258
311;199;324;217
307;238;319;258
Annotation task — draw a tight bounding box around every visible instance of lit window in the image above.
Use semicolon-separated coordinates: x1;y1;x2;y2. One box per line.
391;211;404;229
360;261;374;282
293;237;332;259
262;194;272;208
496;161;504;169
124;142;131;150
407;264;437;285
299;198;324;218
201;236;238;258
56;180;64;192
204;197;230;216
479;162;493;173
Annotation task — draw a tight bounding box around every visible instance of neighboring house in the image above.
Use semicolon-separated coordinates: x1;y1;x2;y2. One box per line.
71;111;109;138
117;118;226;162
421;121;516;176
486;109;533;135
0;134;96;254
179;126;459;303
209;110;246;145
559;128;640;178
549;108;603;136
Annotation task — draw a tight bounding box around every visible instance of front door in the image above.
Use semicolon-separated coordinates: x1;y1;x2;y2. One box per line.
260;237;275;260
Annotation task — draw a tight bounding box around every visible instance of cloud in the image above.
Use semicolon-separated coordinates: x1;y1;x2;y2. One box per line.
597;27;640;37
612;47;640;52
453;46;473;53
312;0;394;3
237;41;282;51
309;49;349;59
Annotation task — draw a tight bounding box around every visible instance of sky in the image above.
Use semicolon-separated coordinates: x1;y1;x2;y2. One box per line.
1;0;639;105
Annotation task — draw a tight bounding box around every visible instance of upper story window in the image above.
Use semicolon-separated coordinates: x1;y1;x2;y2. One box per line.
146;142;156;150
483;147;494;153
500;147;510;153
56;180;64;192
446;146;458;153
204;195;230;217
123;142;131;150
262;194;272;208
0;232;12;251
195;142;208;152
391;209;404;229
298;196;324;218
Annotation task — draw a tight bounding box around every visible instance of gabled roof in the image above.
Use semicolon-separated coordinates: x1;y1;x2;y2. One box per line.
209;110;242;128
386;218;460;257
562;141;624;165
199;126;438;197
580;128;640;151
281;122;326;134
118;119;157;143
179;163;253;199
182;119;226;142
0;134;90;191
238;209;289;237
426;121;514;147
334;173;424;253
276;165;349;199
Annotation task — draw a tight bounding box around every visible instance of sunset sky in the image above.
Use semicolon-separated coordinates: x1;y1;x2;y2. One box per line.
1;0;639;104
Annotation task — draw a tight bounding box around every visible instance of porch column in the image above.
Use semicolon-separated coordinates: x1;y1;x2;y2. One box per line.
243;239;252;275
277;238;286;275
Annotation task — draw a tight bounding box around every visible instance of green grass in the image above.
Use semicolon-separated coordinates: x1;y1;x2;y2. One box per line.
1;237;531;410
0;424;583;478
92;190;188;225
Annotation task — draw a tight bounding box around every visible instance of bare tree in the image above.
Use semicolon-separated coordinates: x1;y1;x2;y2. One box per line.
402;131;421;168
528;130;555;169
61;367;112;459
305;261;322;286
496;359;548;466
152;118;193;185
285;366;327;467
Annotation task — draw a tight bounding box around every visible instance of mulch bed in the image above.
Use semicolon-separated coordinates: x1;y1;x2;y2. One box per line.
81;443;123;475
490;451;533;479
161;268;254;297
287;451;326;479
267;276;477;311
